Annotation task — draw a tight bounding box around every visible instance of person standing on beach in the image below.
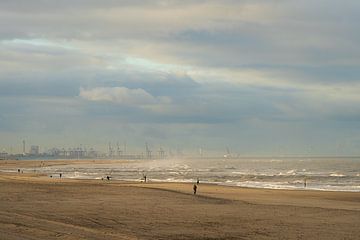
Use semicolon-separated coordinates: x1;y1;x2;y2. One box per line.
193;184;197;195
304;178;307;188
197;178;200;184
144;175;147;183
60;173;62;178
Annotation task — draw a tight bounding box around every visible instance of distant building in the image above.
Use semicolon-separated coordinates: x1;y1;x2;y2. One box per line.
30;145;40;155
0;150;8;159
47;148;61;157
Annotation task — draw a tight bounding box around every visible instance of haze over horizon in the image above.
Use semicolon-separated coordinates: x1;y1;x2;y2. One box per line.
1;1;360;155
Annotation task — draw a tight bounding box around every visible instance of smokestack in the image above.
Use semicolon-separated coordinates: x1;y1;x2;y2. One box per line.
22;140;26;155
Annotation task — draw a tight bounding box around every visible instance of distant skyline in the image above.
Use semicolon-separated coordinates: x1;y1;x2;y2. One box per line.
1;1;360;155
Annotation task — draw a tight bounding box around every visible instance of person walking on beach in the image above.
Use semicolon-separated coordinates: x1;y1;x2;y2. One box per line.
193;184;197;195
197;178;200;184
304;178;307;188
59;173;62;178
143;174;147;183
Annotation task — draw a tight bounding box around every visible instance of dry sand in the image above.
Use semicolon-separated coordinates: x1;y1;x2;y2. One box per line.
0;160;359;240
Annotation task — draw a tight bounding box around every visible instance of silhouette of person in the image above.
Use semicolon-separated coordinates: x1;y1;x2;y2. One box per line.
18;169;20;173
59;173;62;178
197;178;200;184
304;178;307;188
193;184;197;195
107;176;110;180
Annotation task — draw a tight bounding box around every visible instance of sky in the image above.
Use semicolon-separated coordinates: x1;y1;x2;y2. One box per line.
1;0;360;155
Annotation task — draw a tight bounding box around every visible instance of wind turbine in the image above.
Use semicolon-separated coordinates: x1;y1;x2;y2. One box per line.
158;147;165;159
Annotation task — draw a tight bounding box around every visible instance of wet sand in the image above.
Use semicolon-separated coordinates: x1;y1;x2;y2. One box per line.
0;161;359;239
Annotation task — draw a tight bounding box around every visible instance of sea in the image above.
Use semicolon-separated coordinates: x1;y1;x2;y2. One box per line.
2;157;360;192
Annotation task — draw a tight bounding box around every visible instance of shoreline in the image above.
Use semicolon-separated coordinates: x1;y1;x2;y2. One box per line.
0;158;359;193
2;169;360;193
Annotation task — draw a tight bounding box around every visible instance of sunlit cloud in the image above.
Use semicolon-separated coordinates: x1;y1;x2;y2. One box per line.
79;87;171;107
1;38;76;49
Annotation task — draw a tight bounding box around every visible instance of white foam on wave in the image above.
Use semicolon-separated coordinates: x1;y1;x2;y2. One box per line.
330;173;346;177
270;159;283;163
278;169;298;176
287;169;297;175
220;180;360;192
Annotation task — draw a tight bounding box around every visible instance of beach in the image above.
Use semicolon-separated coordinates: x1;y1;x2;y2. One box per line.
0;160;359;239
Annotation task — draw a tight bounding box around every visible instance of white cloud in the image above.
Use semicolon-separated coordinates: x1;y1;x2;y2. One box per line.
79;87;171;107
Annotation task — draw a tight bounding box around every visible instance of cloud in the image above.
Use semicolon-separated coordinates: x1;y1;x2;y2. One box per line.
0;1;360;154
79;87;171;107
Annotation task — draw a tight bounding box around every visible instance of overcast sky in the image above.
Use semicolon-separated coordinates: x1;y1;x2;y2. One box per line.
1;0;360;155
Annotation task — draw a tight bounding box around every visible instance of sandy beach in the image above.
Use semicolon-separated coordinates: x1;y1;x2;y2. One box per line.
0;161;359;239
